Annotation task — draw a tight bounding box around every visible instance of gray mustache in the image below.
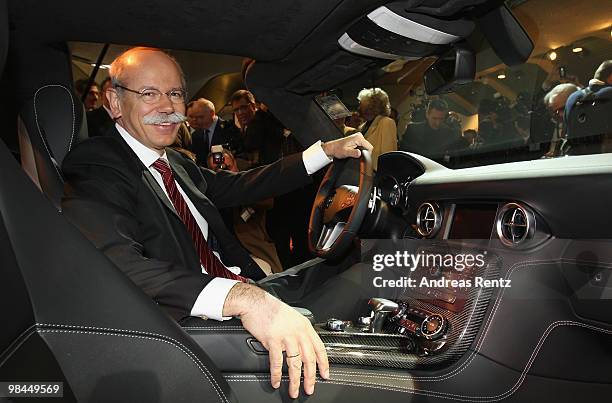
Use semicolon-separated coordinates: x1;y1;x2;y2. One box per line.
143;112;186;125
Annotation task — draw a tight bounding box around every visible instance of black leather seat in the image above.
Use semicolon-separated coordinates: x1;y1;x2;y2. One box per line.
0;4;237;402
0;138;238;402
18;83;89;210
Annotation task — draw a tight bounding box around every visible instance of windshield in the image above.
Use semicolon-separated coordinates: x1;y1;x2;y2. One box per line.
336;0;612;168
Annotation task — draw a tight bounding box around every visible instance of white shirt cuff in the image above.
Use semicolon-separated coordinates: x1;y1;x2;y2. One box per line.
190;278;240;321
302;140;333;175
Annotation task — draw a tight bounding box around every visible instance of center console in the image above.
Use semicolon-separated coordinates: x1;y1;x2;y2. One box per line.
315;242;500;369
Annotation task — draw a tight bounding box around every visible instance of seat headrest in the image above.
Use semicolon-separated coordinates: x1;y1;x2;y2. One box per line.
33;84;83;166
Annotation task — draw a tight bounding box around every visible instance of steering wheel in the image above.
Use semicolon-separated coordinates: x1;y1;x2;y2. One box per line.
308;149;374;260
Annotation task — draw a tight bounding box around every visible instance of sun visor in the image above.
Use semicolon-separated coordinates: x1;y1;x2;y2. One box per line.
339;4;475;60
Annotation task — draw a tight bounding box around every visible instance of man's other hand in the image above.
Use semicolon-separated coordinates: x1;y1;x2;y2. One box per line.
321;132;373;159
223;283;330;398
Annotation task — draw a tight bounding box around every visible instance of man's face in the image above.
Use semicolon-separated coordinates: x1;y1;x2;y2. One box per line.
108;50;185;154
426;108;447;130
232;98;256;128
548;94;568;123
187;103;214;130
85;86;100;110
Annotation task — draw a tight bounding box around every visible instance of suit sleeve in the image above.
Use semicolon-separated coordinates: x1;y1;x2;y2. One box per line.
201;152;313;209
62;144;212;320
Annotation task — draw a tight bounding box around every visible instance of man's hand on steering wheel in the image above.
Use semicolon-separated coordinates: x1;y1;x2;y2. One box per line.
321;132;373;160
309;133;375;260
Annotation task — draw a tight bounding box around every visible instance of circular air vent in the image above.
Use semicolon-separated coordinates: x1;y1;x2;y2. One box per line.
416;202;442;238
496;203;536;247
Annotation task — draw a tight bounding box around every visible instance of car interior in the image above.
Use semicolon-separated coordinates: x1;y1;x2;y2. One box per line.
1;0;611;401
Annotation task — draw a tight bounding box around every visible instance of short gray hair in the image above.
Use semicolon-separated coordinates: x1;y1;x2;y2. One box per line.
543;83;580;107
357;87;391;117
109;47;187;92
187;98;216;113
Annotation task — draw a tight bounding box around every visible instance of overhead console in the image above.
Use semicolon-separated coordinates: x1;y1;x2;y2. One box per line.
338;2;474;60
338;0;533;69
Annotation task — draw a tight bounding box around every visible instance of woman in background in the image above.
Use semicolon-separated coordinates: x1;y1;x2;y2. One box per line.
357;88;397;170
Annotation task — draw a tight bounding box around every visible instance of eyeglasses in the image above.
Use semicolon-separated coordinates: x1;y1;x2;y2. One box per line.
114;85;186;104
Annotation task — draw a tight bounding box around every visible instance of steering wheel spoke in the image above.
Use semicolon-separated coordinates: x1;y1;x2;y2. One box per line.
316;221;346;250
308;149;373;259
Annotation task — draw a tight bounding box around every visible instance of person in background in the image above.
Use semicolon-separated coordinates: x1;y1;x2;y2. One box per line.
356;87;397;170
75;79;101;111
171;122;196;162
542;83;581;157
564;60;612;154
347;111;364;130
207;148;283;275
400;99;462;161
186;98;240;165
230;89;312;268
389;107;399;126
87;77;115;137
462;129;480;149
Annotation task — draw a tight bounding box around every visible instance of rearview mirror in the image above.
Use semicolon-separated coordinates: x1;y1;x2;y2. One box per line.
424;43;475;95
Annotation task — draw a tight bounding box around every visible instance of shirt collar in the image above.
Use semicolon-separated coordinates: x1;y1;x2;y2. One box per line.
115;123;168;167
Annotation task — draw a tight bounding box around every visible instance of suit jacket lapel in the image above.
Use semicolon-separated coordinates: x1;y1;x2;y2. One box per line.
110;127;180;219
142;169;180;219
168;154;217;219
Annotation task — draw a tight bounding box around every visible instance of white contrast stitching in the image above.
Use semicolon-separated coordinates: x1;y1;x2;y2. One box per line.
225;321;612;401
183;327;246;331
33;84;76;179
326;257;609;381
36;323;228;403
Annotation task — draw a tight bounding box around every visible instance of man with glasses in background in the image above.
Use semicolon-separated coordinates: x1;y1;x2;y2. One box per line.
61;46;373;399
543;83;580;157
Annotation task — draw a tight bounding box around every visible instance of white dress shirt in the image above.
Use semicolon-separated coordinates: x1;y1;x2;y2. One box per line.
203;116;219;150
116;123;332;320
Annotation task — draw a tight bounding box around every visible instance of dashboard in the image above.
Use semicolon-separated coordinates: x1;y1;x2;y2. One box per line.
373;151;555;247
317;150;612;381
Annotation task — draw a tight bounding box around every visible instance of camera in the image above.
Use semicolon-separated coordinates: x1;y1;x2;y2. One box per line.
211;145;227;170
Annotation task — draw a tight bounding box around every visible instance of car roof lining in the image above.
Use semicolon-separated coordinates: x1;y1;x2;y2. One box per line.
7;0;362;62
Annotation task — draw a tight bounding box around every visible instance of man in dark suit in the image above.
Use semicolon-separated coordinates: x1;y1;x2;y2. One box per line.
399;99;465;161
61;46;372;399
86;77;115;138
186;98;240;164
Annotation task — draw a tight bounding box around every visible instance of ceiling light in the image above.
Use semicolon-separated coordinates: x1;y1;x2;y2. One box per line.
497;74;506;79
90;63;111;69
548;51;557;61
572;47;583;53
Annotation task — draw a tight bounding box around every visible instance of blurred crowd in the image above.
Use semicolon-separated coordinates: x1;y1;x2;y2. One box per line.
73;59;610;273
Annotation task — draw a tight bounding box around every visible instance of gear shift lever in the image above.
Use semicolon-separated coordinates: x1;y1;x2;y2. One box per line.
368;298;399;333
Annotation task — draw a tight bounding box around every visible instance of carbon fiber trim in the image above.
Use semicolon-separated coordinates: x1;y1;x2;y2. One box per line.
318;251;501;369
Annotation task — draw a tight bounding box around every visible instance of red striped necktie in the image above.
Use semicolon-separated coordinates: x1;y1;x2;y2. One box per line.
152;158;247;282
